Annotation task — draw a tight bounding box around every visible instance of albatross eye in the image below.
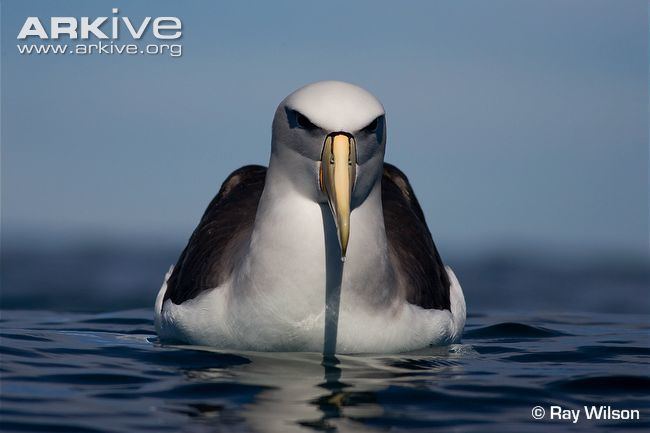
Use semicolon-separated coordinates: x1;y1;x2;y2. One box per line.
362;116;381;134
294;111;318;131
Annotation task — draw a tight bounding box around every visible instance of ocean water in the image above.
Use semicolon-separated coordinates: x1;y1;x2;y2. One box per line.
1;309;648;432
1;245;649;432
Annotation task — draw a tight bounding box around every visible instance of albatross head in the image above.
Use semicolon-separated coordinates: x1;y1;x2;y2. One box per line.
270;80;386;259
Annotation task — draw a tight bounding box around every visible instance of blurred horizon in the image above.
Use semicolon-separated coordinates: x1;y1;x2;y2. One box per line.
2;234;649;313
2;214;648;262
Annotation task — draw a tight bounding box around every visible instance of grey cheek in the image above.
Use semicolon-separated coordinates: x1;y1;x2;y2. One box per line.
292;134;326;161
351;158;381;208
355;137;383;165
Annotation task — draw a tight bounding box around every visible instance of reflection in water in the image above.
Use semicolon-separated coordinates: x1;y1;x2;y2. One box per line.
179;346;467;433
3;310;648;432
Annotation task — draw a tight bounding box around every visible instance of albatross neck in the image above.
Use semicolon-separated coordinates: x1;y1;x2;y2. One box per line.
237;155;396;306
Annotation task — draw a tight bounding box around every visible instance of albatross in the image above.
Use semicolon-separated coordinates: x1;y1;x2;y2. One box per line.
155;80;465;353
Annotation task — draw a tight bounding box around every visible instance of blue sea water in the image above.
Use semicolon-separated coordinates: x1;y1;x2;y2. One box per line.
1;309;648;432
1;245;649;432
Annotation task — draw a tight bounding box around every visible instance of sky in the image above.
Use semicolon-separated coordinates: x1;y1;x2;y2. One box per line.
1;0;648;258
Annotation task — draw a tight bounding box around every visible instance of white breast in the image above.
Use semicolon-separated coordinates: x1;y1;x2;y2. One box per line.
156;263;465;353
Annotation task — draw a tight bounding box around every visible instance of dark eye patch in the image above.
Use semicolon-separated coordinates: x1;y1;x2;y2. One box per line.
294;111;318;131
362;116;381;134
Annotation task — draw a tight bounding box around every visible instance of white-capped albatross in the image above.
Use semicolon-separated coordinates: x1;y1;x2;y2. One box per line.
155;80;465;353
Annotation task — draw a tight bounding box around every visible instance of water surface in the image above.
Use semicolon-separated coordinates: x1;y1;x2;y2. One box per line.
1;309;648;432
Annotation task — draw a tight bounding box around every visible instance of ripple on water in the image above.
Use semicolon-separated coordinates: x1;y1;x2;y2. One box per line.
0;309;648;433
550;375;650;395
463;322;569;339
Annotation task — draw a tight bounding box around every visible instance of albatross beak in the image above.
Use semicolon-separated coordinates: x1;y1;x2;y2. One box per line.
320;133;357;260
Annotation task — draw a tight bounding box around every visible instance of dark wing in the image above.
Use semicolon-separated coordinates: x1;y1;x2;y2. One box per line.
164;165;267;305
382;163;451;310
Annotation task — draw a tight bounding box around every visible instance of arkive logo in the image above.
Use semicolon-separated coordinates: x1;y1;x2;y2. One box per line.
16;8;183;57
17;8;181;40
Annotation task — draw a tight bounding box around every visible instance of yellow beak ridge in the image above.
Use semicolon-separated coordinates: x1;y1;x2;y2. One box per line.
320;133;357;260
